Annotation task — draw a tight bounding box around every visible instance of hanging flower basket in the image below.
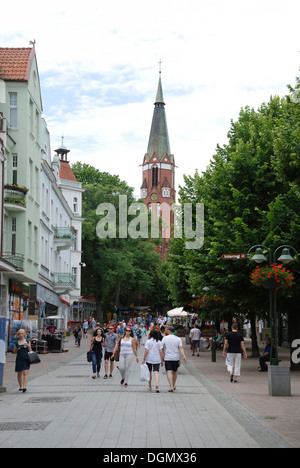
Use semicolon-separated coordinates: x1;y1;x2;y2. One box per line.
189;295;225;312
250;264;294;290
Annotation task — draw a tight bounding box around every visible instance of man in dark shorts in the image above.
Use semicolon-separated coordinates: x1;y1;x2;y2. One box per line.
104;326;119;379
162;327;186;392
190;323;201;356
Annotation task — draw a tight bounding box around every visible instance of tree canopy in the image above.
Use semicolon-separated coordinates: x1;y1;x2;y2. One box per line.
72;162;170;313
166;85;300;360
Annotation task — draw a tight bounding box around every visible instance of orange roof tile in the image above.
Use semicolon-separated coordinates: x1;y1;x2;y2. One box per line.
0;47;34;81
59;161;78;182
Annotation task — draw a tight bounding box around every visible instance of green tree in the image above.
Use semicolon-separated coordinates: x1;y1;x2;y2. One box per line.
168;95;300;358
72;162;170;315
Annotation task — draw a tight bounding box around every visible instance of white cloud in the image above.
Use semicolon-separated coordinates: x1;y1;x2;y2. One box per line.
1;0;300;198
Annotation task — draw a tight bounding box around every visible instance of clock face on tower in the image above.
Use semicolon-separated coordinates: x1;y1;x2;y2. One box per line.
150;193;158;201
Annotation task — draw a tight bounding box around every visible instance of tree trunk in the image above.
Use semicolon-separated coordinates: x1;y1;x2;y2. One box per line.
115;279;121;308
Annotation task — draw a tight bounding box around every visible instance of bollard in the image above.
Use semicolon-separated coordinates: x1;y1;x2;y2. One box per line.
211;338;216;362
0;318;6;393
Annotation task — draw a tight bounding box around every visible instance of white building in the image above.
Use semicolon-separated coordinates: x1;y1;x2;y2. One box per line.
0;45;84;335
38;132;84;329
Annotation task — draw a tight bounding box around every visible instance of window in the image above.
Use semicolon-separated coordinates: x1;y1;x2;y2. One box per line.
35;109;39;140
28;221;32;259
73;231;77;251
29;159;33;195
152;166;158;188
34;226;38;263
162;187;171;198
45;239;49;268
73;197;78;213
12;154;18;184
11;218;16;255
9;93;17;128
35;167;39;200
29;99;33;134
72;267;77;287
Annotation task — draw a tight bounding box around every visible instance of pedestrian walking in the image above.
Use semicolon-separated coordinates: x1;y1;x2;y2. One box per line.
223;323;247;382
112;327;139;387
73;325;83;348
89;328;105;379
82;320;89;338
14;329;32;392
162;326;186;392
136;325;142;347
103;325;119;379
142;328;164;393
190;323;201;356
140;324;147;345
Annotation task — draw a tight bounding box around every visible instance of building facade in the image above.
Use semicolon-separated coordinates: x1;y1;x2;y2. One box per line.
0;45;84;340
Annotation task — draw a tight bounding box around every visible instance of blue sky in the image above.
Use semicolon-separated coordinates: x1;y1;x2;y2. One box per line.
1;0;300;198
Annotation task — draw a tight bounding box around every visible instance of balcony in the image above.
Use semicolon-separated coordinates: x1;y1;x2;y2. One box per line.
4;185;28;212
54;227;76;251
2;252;24;270
53;273;76;294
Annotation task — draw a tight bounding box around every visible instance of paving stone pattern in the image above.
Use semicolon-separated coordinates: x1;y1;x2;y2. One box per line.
0;342;292;448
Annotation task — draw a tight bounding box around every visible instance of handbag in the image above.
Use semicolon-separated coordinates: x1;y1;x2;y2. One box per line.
113;339;121;362
87;351;92;362
114;347;120;362
26;351;41;365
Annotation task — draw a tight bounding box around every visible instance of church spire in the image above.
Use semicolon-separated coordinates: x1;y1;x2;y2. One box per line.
155;75;164;104
146;71;171;161
140;68;176;261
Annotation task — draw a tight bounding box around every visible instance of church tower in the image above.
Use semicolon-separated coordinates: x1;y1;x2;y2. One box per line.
141;71;176;260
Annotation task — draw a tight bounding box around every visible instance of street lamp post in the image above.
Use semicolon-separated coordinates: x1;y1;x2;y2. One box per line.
248;244;298;396
248;244;298;366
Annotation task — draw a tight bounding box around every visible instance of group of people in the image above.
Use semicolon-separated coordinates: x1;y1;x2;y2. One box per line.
141;326;186;393
87;320;186;392
13;315;272;393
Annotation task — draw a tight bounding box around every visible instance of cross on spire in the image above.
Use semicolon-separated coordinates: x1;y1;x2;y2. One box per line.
158;59;163;74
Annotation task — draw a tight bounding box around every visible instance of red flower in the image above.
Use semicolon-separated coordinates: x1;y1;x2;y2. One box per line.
250;264;295;289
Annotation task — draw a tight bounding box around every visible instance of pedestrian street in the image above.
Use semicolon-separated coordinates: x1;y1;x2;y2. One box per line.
0;343;290;449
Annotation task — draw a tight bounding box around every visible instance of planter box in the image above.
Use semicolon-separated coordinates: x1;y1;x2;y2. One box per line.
268;365;291;396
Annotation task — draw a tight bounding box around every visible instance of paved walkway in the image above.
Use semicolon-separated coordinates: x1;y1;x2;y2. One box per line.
0;334;298;448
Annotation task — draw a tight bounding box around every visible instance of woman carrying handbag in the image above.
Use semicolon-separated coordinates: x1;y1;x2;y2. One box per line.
14;329;32;393
112;327;139;387
89;328;105;379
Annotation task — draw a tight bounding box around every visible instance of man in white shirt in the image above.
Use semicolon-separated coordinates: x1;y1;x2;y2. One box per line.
162;327;186;392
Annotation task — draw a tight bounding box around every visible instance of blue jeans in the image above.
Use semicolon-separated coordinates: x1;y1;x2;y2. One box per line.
259;355;269;371
91;350;102;374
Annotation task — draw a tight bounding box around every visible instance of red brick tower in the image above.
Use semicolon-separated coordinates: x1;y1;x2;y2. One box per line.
140;72;176;261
